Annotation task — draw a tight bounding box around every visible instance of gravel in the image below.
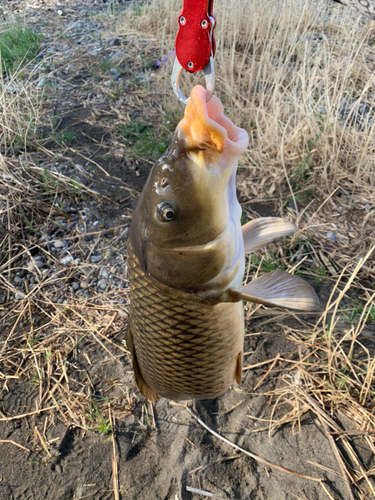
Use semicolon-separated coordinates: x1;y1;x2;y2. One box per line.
91;255;103;263
325;231;338;243
60;255;73;266
98;279;107;289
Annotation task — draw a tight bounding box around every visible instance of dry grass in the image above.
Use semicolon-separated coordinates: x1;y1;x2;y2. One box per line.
109;0;375;199
0;154;136;429
242;254;375;498
0;0;374;497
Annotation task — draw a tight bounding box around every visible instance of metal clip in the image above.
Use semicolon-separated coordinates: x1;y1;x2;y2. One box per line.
171;56;215;105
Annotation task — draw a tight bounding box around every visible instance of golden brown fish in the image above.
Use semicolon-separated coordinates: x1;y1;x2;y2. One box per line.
126;85;319;401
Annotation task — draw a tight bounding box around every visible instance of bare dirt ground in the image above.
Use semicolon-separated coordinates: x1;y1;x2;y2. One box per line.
0;1;374;499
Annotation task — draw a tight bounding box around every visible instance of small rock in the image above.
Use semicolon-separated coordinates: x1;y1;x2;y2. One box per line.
29;283;38;291
96;94;103;99
80;280;89;289
72;282;80;291
37;78;47;87
288;200;300;212
109;67;121;80
7;85;19;93
99;268;109;278
108;37;121;47
82;267;92;276
91;255;103;263
325;231;338;243
60;255;73;266
364;204;371;211
54;240;64;248
67;222;76;230
15;293;24;300
111;51;126;63
98;279;107;290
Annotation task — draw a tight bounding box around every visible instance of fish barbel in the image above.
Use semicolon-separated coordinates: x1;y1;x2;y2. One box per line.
127;85;319;401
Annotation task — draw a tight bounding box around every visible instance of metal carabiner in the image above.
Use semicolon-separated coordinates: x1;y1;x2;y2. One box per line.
171;55;215;105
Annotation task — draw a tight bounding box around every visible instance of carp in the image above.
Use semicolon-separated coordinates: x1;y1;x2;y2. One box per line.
126;85;319;401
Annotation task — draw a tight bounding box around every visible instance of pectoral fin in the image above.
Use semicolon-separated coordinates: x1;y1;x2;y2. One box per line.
230;270;320;311
242;217;296;254
126;324;160;401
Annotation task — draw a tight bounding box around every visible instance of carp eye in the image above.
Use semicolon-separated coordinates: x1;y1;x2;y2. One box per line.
157;201;175;222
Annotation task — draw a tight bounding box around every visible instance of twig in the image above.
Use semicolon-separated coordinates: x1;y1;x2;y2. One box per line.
186;486;225;499
0;440;30;452
0;406;55;421
175;403;323;484
243;356;282;372
110;411;120;500
34;426;51;457
318;417;356;500
253;353;280;391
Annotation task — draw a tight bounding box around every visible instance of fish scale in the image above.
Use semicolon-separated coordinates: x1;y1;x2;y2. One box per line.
128;245;244;401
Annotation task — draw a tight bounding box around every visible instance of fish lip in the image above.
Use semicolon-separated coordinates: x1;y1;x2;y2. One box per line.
177;85;249;158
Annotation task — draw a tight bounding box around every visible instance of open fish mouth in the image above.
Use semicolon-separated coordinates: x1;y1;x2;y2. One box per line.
176;85;249;171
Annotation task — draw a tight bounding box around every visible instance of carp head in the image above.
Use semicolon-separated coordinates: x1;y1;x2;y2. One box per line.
129;85;249;296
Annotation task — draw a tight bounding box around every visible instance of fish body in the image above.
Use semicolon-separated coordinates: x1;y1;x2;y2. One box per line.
128;245;243;400
127;85;319;401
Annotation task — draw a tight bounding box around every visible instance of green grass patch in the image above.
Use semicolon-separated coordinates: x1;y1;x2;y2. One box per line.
117;119;171;161
345;299;375;326
0;24;42;74
50;129;77;147
87;401;111;434
248;250;304;277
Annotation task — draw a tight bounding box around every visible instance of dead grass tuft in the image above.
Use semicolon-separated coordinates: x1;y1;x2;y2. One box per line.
110;0;375;201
